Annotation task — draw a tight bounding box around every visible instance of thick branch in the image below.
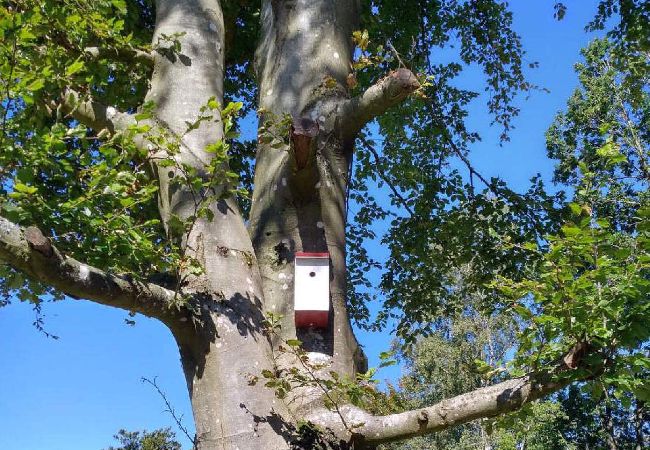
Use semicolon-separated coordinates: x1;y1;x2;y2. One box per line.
60;88;134;134
307;343;598;446
352;373;567;445
341;68;420;137
84;46;155;68
0;216;177;319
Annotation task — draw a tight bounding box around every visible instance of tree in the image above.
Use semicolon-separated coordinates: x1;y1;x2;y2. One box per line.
0;1;647;450
105;429;182;450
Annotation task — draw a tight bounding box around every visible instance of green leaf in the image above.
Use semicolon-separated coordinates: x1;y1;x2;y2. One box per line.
207;97;220;110
111;0;127;14
286;339;302;347
66;60;85;77
13;183;38;195
513;304;532;319
26;78;45;92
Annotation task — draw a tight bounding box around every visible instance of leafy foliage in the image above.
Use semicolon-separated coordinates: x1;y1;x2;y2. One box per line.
0;0;159;308
0;1;648;445
104;428;182;450
347;5;649;411
496;207;649;398
346;1;567;336
546;38;649;232
0;1;247;308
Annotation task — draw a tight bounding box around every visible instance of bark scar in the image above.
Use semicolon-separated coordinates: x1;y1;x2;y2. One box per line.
290;117;319;170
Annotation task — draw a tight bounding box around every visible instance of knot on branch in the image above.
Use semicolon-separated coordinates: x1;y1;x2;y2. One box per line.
24;226;53;257
417;410;429;428
290;117;319;170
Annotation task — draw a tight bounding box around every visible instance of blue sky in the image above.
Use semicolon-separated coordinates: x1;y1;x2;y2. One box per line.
0;2;607;449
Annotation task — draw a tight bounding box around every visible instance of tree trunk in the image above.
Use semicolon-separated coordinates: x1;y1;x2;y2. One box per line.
119;1;556;448
145;1;292;448
249;0;365;389
602;402;619;450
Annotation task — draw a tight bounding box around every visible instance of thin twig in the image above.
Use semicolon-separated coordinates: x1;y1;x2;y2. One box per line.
442;133;501;198
358;136;415;216
141;376;197;449
387;40;407;69
423;72;504;199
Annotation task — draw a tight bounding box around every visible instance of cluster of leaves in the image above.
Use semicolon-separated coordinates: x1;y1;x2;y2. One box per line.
1;0;153;114
0;0;248;309
348;5;649;398
349;2;559;334
358;0;534;136
349;6;648;444
489;36;649;401
349;29;386;86
0;0;157;309
383;298;647;450
559;0;650;83
546;38;649;232
349;139;563;340
256;110;293;150
104;428;182;450
496;205;649;397
381;304;573;450
556;384;648;449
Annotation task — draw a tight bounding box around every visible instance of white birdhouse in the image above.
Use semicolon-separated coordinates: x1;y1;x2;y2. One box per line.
294;252;330;328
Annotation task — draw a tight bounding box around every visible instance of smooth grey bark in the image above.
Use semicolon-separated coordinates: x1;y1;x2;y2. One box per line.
142;1;290;448
249;0;366;419
59;87;135;135
248;0;422;420
307;373;569;446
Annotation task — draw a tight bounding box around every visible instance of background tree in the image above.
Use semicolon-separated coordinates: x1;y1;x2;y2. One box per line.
0;1;647;449
105;428;182;450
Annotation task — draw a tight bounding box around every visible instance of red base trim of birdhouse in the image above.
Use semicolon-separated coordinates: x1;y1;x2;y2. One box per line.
295;310;329;329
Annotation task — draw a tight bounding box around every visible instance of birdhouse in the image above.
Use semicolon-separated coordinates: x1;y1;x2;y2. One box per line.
294;252;330;328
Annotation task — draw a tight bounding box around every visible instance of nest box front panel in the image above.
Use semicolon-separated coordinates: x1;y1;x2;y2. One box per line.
294;252;330;328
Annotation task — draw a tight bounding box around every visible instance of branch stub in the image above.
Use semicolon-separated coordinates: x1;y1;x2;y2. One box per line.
24;226;53;257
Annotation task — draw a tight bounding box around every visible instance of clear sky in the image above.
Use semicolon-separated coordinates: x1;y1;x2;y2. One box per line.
0;2;608;449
